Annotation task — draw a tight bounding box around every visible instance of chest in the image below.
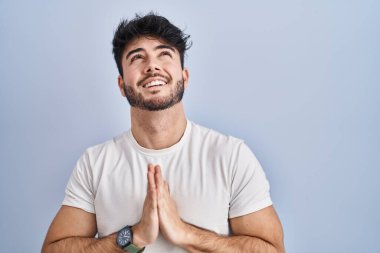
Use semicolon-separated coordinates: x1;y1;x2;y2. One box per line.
93;153;232;237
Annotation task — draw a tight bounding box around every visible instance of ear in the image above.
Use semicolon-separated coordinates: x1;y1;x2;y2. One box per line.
117;75;126;97
182;68;189;89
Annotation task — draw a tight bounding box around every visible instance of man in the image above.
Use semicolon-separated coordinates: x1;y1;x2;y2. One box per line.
42;13;285;253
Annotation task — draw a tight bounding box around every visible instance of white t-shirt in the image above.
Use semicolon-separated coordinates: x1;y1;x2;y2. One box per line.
63;120;272;252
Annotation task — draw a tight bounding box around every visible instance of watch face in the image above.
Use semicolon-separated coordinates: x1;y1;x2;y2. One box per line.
117;227;132;247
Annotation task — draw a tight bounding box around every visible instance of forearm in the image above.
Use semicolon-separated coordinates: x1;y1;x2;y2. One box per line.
182;224;282;253
42;233;124;253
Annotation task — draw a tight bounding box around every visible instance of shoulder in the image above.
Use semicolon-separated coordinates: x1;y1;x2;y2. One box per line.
80;132;130;163
189;121;246;156
190;121;243;144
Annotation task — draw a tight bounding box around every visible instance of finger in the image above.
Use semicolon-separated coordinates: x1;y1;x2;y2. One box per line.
148;163;156;173
148;173;158;209
155;165;166;199
147;165;157;194
154;165;163;187
164;181;170;194
146;164;151;191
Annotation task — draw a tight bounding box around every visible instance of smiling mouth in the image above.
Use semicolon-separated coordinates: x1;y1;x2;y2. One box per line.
142;79;167;88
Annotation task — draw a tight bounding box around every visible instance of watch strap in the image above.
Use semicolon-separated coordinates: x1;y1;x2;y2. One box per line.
124;243;145;253
117;225;145;253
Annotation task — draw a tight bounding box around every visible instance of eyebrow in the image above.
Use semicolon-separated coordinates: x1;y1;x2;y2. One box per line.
125;44;176;60
126;48;144;60
155;44;175;52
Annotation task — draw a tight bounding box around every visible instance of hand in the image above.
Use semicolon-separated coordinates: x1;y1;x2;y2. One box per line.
154;165;190;246
132;164;159;247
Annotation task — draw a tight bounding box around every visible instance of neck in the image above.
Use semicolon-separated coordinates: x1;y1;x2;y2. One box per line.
130;102;187;150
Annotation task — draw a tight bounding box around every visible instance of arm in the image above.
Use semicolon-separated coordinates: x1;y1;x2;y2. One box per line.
153;165;285;253
42;164;159;253
181;206;285;253
41;205;124;253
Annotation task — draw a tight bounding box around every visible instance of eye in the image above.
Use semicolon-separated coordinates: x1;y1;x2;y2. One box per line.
130;54;144;63
159;50;173;58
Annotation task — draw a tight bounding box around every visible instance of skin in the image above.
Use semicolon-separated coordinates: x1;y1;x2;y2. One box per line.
41;36;285;253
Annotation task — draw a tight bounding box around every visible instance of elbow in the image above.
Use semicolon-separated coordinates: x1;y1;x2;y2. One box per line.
275;239;285;253
274;238;285;253
41;243;50;253
275;246;285;253
41;241;54;253
41;244;48;253
274;227;285;253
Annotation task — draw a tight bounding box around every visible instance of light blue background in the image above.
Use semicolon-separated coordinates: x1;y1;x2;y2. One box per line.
1;1;379;252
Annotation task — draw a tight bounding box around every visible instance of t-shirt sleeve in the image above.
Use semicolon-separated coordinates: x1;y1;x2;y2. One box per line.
229;142;272;218
62;150;95;213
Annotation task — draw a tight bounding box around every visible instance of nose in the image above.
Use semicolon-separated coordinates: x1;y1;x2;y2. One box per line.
144;58;161;73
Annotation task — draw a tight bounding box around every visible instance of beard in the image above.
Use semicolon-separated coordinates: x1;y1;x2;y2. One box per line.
123;79;185;111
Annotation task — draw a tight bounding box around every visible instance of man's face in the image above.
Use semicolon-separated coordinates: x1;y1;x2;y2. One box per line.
118;36;189;111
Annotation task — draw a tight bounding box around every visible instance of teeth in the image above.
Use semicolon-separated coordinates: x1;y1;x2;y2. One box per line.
144;80;166;88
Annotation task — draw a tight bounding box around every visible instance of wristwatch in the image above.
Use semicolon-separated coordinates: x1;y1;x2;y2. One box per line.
116;225;145;253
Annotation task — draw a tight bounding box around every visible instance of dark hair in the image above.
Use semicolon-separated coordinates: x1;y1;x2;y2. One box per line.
112;12;192;76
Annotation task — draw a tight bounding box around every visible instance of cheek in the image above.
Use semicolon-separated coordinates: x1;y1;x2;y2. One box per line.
163;63;183;79
122;77;136;88
123;70;140;85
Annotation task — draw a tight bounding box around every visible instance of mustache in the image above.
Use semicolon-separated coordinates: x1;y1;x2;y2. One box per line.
137;73;170;87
